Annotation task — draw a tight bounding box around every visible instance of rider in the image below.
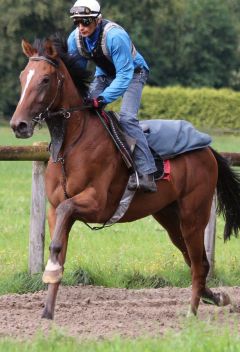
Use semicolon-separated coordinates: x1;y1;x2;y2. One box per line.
68;0;157;192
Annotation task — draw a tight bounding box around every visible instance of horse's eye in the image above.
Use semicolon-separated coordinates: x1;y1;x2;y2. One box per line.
42;77;50;84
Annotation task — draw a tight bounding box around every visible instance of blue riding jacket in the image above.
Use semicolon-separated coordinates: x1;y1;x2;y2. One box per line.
67;19;149;104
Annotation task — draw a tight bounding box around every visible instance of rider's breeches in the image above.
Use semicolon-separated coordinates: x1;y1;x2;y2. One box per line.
89;70;157;175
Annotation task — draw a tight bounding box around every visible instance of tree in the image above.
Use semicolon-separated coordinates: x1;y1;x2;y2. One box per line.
1;0;240;117
177;0;239;87
103;0;239;87
0;0;72;117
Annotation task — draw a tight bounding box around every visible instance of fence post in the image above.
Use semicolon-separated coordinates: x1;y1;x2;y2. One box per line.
28;142;48;274
204;194;217;279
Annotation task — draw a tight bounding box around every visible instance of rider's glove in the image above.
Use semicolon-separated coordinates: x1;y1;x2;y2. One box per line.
84;96;106;109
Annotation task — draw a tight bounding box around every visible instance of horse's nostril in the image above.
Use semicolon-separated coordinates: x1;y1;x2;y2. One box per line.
17;121;29;134
10;118;33;138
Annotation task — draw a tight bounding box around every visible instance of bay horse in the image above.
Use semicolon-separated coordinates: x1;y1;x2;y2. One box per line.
10;36;240;320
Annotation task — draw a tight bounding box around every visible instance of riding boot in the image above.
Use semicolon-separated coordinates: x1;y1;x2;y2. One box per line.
128;173;157;193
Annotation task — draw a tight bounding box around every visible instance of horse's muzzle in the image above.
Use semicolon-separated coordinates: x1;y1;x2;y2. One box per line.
10;120;33;138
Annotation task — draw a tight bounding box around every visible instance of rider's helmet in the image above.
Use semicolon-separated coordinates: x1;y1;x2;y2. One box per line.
70;0;101;18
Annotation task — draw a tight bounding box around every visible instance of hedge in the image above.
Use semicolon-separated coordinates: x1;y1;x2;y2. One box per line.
109;86;240;130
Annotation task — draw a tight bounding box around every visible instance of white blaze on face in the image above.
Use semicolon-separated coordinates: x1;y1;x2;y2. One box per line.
19;69;35;105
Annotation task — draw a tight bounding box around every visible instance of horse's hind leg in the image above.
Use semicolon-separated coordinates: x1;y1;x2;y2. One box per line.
177;185;224;316
154;204;206;313
200;249;231;307
153;203;229;313
180;202;231;313
153;203;191;267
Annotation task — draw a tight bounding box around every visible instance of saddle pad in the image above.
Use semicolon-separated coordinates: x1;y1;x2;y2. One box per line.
140;119;212;159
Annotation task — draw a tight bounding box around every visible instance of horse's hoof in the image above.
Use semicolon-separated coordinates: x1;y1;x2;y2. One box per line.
201;297;215;305
186;306;197;318
202;292;231;307
217;292;231;307
42;269;63;284
41;308;54;320
229;304;240;313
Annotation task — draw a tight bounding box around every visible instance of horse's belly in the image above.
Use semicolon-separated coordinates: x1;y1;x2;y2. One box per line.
118;180;177;223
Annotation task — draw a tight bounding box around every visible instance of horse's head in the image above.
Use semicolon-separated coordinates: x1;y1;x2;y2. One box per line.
10;39;61;138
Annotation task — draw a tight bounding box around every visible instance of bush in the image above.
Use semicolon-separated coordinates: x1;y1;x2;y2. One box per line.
110;86;240;130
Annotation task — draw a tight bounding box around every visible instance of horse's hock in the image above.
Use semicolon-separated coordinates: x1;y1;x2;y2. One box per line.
0;144;239;276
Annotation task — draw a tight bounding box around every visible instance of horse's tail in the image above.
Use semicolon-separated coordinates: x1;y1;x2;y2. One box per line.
210;147;240;241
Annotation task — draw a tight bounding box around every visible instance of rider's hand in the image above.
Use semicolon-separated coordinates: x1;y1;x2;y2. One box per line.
84;96;106;109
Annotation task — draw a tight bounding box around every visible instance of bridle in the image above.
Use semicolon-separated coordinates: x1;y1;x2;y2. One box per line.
29;56;68;126
29;55;90;127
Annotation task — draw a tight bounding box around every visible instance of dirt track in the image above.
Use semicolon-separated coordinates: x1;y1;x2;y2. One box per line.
0;285;239;340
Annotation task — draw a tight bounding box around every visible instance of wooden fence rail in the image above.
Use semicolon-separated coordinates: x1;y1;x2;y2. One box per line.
0;145;49;161
0;143;49;274
221;152;240;166
0;145;239;276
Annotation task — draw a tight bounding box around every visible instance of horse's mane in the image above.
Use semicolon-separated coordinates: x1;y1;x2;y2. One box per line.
32;33;92;97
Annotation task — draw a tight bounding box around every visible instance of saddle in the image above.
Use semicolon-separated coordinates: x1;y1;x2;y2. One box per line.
99;110;165;180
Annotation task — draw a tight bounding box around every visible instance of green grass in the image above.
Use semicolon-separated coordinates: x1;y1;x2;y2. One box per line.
210;134;240;152
0;320;239;351
0;126;240;295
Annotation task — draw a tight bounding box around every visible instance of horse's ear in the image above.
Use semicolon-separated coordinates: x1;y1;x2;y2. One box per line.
22;39;37;57
44;39;58;59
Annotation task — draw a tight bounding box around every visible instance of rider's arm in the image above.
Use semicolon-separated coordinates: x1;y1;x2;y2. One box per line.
99;28;135;104
67;30;88;70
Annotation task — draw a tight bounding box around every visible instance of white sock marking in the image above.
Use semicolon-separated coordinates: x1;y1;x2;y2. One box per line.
45;259;62;271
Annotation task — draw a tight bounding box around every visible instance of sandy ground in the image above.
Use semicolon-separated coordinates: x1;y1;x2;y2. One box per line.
0;285;239;341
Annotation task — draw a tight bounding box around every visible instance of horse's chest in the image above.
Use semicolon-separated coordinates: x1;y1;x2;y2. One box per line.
45;162;89;205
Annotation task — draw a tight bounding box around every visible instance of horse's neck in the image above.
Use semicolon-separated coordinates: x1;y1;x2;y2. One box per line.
59;64;87;143
60;63;83;109
63;109;109;154
56;64;105;150
57;64;128;187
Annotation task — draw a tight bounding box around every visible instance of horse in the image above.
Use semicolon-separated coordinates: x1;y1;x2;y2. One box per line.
10;36;240;320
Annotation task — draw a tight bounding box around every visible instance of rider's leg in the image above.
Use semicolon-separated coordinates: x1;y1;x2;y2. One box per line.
119;69;157;192
89;72;157;192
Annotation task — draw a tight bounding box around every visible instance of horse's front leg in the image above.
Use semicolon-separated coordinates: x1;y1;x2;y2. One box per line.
42;188;104;320
42;202;74;285
42;203;73;320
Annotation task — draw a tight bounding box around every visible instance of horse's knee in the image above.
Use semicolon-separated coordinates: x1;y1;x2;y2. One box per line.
56;201;74;218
